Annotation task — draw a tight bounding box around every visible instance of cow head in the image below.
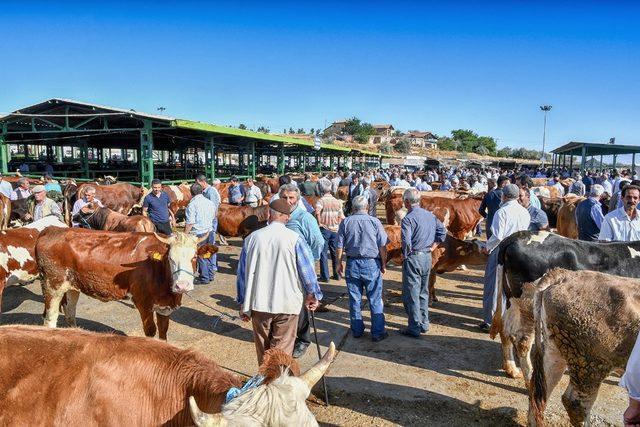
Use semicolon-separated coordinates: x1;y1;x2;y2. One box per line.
154;232;216;293
189;342;336;426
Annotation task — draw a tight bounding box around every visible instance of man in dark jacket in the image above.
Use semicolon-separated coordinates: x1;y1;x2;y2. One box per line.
478;175;509;238
575;184;605;241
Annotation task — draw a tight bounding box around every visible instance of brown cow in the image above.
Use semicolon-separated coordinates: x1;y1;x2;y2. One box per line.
419;197;482;240
163;183;192;217
0;228;40;313
0;325;336;426
73;204;155;232
385;225;486;303
258;176;280;194
216;204;269;238
65;182;146;216
36;228;216;339
537;196;563;228
0;194;10;230
556;196;583;239
384;190;458;225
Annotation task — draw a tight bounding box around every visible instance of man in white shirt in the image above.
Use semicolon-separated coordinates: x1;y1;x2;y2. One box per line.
244;177;264;207
479;184;531;331
599;184;640;242
622;331;640;425
10;178;31;201
71;186;103;227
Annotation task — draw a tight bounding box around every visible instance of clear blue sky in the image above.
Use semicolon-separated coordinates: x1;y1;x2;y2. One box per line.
1;1;638;152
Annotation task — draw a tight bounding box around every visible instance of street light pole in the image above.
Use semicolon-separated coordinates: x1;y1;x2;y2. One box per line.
540;105;552;168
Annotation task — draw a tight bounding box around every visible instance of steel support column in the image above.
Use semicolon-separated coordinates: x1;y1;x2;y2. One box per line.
140;121;154;186
600;155;603;170
0;133;8;175
633;153;636;176
580;145;586;173
205;137;215;181
277;143;285;176
79;140;89;179
250;141;256;179
613;154;617;169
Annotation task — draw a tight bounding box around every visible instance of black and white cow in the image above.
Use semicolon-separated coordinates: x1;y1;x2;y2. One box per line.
489;230;640;382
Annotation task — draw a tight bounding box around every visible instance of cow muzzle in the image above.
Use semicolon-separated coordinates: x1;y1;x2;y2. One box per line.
172;279;194;294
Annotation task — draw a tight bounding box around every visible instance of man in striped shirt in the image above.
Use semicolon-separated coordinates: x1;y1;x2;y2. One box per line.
316;180;345;282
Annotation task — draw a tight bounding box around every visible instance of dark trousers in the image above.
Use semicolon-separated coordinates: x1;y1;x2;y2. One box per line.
296;306;311;346
196;231;216;282
153;221;172;236
402;251;432;335
319;228;339;280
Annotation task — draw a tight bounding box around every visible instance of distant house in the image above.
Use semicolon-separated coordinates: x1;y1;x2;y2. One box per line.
373;124;395;137
323;120;347;135
406;130;437;149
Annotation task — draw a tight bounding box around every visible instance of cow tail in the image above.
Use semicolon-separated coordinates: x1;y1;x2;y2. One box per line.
488;261;505;339
529;287;548;426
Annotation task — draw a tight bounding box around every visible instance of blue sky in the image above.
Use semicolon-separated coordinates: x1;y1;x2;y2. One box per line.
1;1;638;152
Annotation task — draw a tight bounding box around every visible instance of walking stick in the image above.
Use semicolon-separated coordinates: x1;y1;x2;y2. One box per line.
309;309;330;406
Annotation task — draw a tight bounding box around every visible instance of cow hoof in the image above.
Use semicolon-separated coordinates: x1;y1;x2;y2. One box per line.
457;265;468;271
504;365;523;379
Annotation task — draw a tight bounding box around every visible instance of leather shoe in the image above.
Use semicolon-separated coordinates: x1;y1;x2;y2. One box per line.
478;322;491;332
292;342;309;359
372;332;389;342
193;278;209;285
399;328;420;338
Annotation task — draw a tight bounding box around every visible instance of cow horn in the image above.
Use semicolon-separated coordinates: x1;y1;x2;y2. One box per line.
189;396;227;426
154;233;173;245
300;341;336;390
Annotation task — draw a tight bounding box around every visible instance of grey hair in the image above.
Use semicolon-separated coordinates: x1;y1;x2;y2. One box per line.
590;184;605;197
84;185;97;194
352;195;369;212
212;178;221;185
403;188;421;205
318;180;332;194
279;183;300;201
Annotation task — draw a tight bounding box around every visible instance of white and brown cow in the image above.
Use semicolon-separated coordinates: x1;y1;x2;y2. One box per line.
0;325;336;426
36;228;217;340
528;269;640;426
0;228;40;313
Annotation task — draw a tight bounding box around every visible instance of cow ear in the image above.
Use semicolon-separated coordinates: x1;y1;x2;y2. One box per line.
197;244;218;258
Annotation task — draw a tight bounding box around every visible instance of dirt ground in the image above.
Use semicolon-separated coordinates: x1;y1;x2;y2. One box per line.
0;223;628;426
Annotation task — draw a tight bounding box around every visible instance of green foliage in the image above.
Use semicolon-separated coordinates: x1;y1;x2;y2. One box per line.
309;128;315;134
437;129;497;155
297;128;304;134
238;123;247;130
394;139;412;154
257;126;270;134
380;141;393;154
288;127;295;134
393;130;403;137
344;117;377;144
437;136;458;151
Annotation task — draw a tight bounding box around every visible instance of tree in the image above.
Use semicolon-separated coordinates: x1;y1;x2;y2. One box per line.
394;139;412;154
257;126;270;134
309;128;315;134
288;127;294;134
437;136;457;151
315;129;321;136
343;117;362;136
297;128;304;134
238;123;247;130
380;141;393;154
393;130;403;137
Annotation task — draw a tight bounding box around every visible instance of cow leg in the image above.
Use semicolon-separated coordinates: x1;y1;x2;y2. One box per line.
500;329;522;379
43;291;65;328
156;312;170;340
136;304;157;337
428;272;438;305
504;301;535;385
63;290;80;328
217;234;229;246
562;378;604;427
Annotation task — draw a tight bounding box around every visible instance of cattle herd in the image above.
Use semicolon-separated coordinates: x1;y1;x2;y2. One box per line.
0;172;637;425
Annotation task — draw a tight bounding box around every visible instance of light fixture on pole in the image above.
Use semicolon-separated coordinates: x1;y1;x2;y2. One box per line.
540;105;552;167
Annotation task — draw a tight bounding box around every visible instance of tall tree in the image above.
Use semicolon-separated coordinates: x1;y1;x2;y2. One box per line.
238;123;247;130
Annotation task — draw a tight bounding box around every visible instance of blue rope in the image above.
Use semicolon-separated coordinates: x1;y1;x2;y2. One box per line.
224;374;265;404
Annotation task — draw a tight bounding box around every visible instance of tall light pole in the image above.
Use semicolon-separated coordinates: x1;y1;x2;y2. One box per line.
540;105;552;167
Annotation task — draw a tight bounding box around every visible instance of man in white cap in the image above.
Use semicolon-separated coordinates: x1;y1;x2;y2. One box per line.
479;183;530;332
26;185;63;222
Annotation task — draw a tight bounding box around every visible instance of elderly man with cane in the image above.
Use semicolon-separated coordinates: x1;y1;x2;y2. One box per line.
236;198;322;364
399;188;447;338
336;195;389;342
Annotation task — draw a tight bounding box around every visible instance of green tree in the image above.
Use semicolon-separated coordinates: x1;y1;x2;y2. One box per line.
297;128;304;134
437;136;457;151
289;127;294;134
257;126;270;134
343;117;362;136
309;128;315;134
393;130;403;137
238;123;247;130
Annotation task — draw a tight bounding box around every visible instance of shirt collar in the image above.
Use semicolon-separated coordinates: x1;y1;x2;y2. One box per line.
615;207;640;222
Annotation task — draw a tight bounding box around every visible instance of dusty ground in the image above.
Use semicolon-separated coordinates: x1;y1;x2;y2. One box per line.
0;230;627;426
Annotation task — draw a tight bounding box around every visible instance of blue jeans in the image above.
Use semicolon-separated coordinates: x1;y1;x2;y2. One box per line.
482;249;504;324
402;251;432;335
319;228;338;280
211;218;219;272
197;231;216;282
345;258;385;339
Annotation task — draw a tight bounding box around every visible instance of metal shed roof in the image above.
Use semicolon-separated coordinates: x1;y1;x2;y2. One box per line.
551;141;640;156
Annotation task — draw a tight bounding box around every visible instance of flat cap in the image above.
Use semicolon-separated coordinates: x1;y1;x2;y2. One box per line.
270;198;293;215
32;185;46;193
503;184;520;199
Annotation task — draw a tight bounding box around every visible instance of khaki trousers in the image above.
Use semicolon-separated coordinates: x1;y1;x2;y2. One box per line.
251;311;299;365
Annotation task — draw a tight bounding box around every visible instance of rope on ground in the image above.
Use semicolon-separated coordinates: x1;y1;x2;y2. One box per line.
183;292;239;331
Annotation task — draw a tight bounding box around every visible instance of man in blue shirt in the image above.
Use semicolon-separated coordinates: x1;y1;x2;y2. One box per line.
143;179;175;235
479;176;508;238
400;188;447;338
227;176;245;205
43;175;62;193
518;187;549;232
575;184;605;241
582;172;594;194
336;195;389;342
185;183;217;285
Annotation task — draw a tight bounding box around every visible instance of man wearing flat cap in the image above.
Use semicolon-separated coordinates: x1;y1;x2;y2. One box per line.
479;183;530;332
26;185;63;223
236;198;323;365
